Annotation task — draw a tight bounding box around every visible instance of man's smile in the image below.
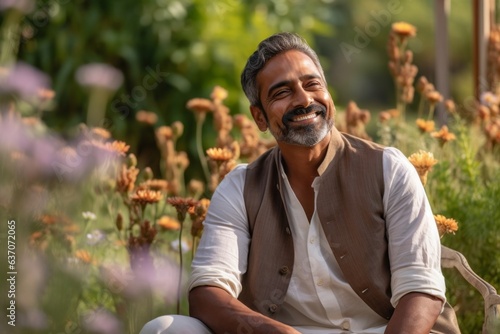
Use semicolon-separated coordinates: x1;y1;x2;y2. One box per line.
290;111;321;122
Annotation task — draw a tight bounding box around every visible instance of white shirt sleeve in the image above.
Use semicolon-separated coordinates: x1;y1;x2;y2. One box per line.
187;164;249;298
383;147;446;308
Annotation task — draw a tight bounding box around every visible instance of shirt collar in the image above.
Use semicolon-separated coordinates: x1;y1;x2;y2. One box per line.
317;128;343;176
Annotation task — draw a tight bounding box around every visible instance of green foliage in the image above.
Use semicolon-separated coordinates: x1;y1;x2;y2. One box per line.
1;1;499;333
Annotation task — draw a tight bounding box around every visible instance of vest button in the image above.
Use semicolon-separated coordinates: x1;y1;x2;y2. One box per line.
269;303;278;313
279;266;290;275
285;227;291;235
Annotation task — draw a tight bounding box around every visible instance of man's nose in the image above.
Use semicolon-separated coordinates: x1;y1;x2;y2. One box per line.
293;87;314;109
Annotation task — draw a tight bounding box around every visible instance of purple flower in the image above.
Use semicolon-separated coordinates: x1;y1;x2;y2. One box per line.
0;62;51;101
0;0;34;14
0;117;119;183
75;63;124;91
82;308;123;334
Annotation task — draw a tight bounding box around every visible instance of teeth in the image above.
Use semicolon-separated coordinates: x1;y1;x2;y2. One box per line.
293;113;317;122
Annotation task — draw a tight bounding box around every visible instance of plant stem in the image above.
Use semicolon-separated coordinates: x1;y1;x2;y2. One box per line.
176;217;184;314
195;115;211;184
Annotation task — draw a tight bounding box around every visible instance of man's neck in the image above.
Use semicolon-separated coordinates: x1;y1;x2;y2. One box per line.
279;132;332;182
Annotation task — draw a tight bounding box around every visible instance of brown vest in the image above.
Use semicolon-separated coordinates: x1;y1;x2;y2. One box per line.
239;132;460;333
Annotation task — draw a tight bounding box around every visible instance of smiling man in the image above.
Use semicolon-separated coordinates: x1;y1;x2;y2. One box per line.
141;32;460;334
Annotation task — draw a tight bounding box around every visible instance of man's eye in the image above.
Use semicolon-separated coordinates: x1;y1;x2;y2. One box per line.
274;89;288;97
307;81;321;88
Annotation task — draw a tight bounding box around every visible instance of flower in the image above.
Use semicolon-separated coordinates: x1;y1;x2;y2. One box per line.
86;229;106;246
391;22;417;39
37;88;55;101
431;125;456;146
408;150;438;186
115;165;139;194
434;214;459;237
480;91;499;107
157;216;181;231
186;98;214;113
140;179;169;192
0;62;51;101
378;112;392;123
131;189;163;205
90;127;111;140
82;308;123;334
107;140;130;156
136;110;158;125
75;63;124;91
82;211;97;221
167;197;198;222
211;85;228;103
206;147;234;162
0;0;34;14
416;118;435;133
189;198;210;238
75;250;92;264
425;91;443;105
444;99;456;114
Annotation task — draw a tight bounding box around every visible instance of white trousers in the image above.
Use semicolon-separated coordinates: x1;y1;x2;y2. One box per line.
140;315;213;334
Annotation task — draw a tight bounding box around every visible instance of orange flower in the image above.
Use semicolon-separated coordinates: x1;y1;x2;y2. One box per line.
206;147;234;162
434;214;459;237
378;111;392;123
116;165;139;194
431;125;456;146
156;126;174;141
425;91;443;105
40;214;57;225
211;85;228;103
391;22;417;39
188;198;210;238
90;127;111;140
92;140;130;156
157;215;181;231
37;88;55;101
108;140;130;156
408;150;438;186
186;98;214;113
140;179;169;191
131;189;163;205
75;250;92;264
416;118;435;133
136;110;158;125
444;99;456;114
167;197;198;221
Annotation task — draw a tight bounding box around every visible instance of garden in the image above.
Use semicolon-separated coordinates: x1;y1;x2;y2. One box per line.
0;1;499;333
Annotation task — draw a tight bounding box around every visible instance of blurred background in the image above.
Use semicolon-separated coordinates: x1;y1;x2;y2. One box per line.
12;0;477;177
1;1;499;334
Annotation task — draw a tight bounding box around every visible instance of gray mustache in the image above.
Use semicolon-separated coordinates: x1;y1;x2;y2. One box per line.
282;104;326;123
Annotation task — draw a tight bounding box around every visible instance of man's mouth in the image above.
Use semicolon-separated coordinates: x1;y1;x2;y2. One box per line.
291;111;320;122
283;104;326;124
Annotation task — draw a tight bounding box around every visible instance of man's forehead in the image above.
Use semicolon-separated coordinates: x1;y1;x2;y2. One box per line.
257;50;321;87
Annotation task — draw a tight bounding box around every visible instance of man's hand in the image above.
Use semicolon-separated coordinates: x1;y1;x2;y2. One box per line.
189;286;301;334
385;292;443;334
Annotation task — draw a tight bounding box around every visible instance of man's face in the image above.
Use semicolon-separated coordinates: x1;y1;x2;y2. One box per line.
250;50;335;147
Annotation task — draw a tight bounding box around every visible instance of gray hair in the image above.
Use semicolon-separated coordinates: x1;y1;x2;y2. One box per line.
241;32;326;107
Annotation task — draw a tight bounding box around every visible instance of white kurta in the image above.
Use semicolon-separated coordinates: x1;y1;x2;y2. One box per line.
189;147;446;333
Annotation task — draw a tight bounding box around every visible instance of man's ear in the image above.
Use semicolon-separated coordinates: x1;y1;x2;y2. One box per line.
250;105;268;132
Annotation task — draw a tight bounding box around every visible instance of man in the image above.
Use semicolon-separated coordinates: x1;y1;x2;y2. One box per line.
141;32;459;333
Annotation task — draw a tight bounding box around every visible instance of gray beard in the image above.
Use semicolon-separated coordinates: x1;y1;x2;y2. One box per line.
270;118;334;147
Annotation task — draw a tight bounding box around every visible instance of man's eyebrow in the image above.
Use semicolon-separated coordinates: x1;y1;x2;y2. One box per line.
266;74;322;99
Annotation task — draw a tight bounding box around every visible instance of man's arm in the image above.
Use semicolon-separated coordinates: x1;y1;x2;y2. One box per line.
189;286;300;334
385;292;443;334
